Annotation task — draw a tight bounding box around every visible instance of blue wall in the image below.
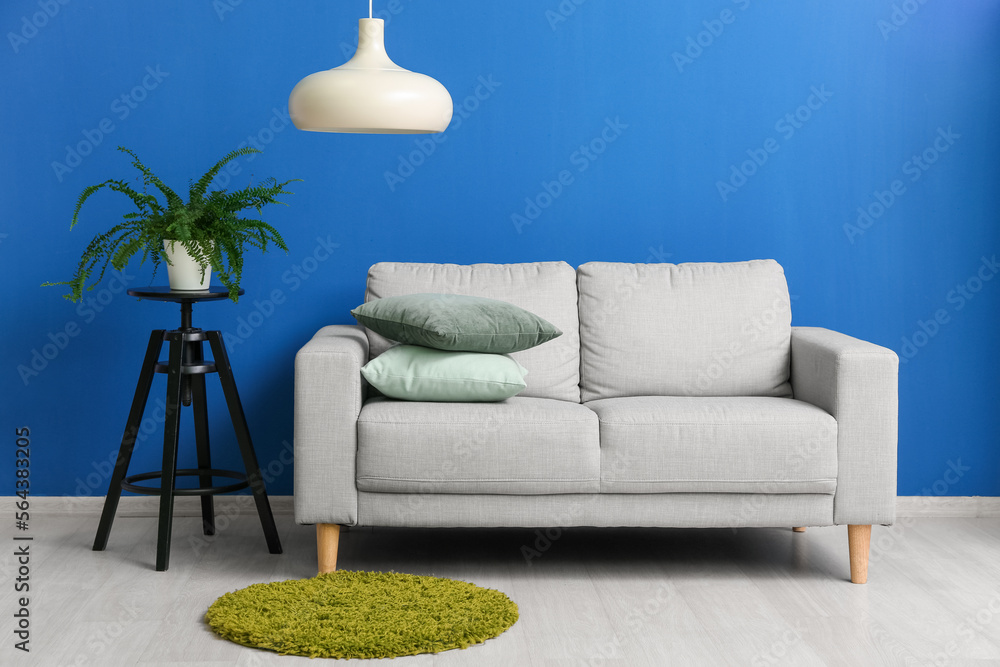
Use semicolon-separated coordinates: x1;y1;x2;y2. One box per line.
3;1;998;497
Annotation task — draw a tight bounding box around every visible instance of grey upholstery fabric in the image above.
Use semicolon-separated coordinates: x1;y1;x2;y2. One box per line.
356;491;833;528
357;396;600;494
790;327;899;525
587;396;837;494
364;262;580;402
578;260;792;402
293;265;897;536
293;325;369;525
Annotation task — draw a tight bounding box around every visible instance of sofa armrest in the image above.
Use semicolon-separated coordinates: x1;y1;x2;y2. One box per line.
294;324;369;525
790;326;898;525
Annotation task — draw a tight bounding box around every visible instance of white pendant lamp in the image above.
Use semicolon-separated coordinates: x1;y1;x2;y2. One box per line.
289;2;453;134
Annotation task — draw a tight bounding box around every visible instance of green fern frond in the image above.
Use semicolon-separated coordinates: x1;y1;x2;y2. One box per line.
188;147;262;203
70;180;115;228
51;223;140;301
117;146;184;211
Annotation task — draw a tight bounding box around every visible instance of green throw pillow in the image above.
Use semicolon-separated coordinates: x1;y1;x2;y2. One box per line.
351;293;562;353
361;345;528;402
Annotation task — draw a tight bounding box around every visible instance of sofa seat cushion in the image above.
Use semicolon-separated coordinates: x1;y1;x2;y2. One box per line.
357;396;600;494
577;260;792;401
586;396;837;494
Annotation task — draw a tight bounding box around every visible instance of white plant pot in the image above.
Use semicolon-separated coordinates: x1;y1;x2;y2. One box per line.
163;240;212;291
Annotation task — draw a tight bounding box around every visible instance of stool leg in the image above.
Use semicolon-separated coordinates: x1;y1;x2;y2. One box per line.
94;330;165;552
207;332;282;554
191;373;215;535
188;336;215;536
156;333;185;571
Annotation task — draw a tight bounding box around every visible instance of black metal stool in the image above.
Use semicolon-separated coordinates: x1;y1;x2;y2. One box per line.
93;287;282;570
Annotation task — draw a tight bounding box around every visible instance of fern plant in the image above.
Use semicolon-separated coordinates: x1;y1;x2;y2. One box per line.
44;146;299;302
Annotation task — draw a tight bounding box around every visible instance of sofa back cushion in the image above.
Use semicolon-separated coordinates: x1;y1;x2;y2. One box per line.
577;260;792;402
364;262;581;402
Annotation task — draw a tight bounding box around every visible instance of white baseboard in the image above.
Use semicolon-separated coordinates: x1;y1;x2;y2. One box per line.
895;496;1000;518
10;495;999;518
21;495;294;517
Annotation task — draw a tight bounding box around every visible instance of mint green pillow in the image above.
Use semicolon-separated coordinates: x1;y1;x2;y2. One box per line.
351;293;562;353
360;345;528;402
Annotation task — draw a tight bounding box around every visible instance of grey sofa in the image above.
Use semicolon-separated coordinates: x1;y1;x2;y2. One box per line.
294;260;898;583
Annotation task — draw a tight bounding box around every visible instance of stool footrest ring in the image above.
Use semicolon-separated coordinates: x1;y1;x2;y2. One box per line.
154;362;217;375
121;468;249;496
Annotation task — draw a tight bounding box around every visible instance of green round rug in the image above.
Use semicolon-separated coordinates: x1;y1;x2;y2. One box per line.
205;570;519;659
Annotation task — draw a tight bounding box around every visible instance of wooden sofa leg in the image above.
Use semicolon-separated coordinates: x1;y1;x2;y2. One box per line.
848;524;871;584
792;527;807;533
317;524;341;574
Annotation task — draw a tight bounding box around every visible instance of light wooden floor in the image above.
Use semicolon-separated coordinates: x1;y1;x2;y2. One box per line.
2;506;999;666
